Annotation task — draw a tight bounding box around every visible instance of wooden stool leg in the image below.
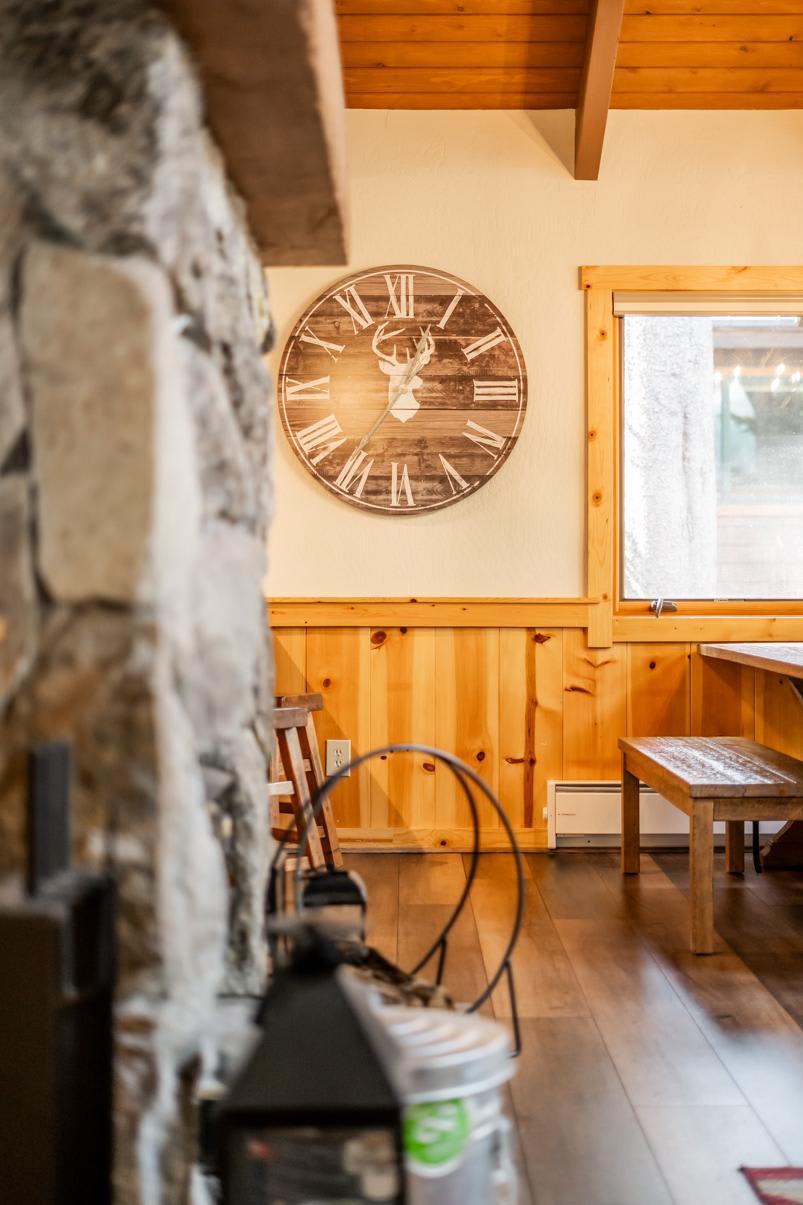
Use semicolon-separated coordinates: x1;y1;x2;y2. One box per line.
277;727;326;870
725;820;745;875
300;715;344;870
621;756;641;875
690;800;715;954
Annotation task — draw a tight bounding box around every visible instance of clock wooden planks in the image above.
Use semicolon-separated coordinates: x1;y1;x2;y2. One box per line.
278;265;527;515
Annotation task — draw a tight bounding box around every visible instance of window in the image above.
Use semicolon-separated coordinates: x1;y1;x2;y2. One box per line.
620;307;803;601
581;268;803;647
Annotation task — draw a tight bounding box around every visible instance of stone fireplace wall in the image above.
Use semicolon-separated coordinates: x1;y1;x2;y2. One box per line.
0;2;273;1198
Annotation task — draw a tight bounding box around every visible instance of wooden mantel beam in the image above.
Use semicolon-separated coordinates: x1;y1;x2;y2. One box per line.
161;0;349;266
574;0;625;181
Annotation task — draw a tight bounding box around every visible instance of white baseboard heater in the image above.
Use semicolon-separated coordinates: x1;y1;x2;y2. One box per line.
546;781;783;850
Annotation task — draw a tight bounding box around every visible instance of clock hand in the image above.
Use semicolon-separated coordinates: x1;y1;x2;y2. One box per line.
356;326;433;453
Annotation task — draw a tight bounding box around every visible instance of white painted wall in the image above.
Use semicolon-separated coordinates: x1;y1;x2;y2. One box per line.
265;108;803;598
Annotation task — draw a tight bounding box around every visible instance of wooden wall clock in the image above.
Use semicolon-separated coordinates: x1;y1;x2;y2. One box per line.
277;265;527;515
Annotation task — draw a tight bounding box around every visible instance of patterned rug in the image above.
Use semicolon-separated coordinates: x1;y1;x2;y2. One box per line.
742;1168;803;1204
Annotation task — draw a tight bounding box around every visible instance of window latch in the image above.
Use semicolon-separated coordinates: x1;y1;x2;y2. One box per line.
650;598;678;618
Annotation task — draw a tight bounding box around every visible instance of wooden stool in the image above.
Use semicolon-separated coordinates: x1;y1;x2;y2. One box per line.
270;694;343;870
619;736;803;954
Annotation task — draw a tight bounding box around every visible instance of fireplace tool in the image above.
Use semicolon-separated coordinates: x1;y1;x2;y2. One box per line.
216;746;525;1203
265;743;525;1040
0;743;116;1205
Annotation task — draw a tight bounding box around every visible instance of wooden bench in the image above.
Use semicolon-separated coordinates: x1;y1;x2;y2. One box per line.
619;736;803;954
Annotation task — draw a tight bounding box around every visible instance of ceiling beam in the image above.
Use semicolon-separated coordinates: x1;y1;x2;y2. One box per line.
574;0;625;180
161;0;349;266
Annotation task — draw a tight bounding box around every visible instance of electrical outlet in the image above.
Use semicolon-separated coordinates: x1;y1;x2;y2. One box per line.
326;739;351;777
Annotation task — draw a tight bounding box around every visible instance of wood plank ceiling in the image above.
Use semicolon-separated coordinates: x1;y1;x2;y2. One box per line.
336;0;803;112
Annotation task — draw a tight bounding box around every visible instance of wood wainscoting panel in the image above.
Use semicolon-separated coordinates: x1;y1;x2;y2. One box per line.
690;649;755;738
434;628;500;831
270;621;803;850
563;630;627;778
273;626;307;694
627;643;691;737
269;597;593;628
305;627;371;828
369;626;436;830
499;629;563;837
755;672;803;761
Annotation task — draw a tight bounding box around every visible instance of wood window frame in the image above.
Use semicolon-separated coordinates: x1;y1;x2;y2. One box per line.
582;266;803;649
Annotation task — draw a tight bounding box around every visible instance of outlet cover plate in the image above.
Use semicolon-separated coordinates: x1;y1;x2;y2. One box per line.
326;739;351;777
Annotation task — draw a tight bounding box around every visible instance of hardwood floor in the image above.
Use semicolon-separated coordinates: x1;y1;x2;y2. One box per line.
346;850;803;1205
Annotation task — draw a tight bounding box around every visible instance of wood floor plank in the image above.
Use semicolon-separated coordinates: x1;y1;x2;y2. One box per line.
511;1018;672;1205
397;902;489;1009
398;851;468;907
729;950;803;1043
746;869;803;908
468;854;589;1019
381;851;803;1197
598;853;800;1161
395;855;489;1008
345;852;399;963
526;851;625;920
635;1105;785;1205
595;852;803;1161
597;853;799;1022
555;916;746;1107
656;851;803;956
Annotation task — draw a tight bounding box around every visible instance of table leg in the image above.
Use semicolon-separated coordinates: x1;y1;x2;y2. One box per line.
690;800;715;954
621;756;641;875
725;820;745;875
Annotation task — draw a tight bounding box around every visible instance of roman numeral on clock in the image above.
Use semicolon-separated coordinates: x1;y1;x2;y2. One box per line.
296;414;346;465
462;327;507;362
464;419;506;457
390;462;414;507
285;376;330;402
299;326;346;361
473;380;519;403
333;286;374;333
384;273;415;319
439;454;469;494
335;448;374;498
438;289;465;330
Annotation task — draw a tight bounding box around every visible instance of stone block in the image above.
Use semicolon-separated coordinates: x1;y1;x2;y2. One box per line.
0;1;192;260
183;521;267;745
180;338;260;530
212;726;271;992
0;170;25;469
0;314;25;469
0;475;37;709
21;241;196;604
169;142;273;528
0;604;164;987
0;6;275;1196
154;674;227;1040
0;169;23;292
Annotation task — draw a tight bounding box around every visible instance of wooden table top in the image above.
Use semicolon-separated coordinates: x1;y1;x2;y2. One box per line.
700;642;803;678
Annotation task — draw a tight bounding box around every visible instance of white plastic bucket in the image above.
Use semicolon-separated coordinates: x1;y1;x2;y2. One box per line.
372;1007;518;1205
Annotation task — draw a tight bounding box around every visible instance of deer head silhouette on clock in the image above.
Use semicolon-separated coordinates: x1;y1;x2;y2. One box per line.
278;265;527;515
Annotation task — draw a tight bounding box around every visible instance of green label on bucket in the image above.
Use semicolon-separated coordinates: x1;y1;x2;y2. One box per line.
404;1100;470;1169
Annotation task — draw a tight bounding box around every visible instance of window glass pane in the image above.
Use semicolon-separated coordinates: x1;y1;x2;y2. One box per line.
622;314;803;600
